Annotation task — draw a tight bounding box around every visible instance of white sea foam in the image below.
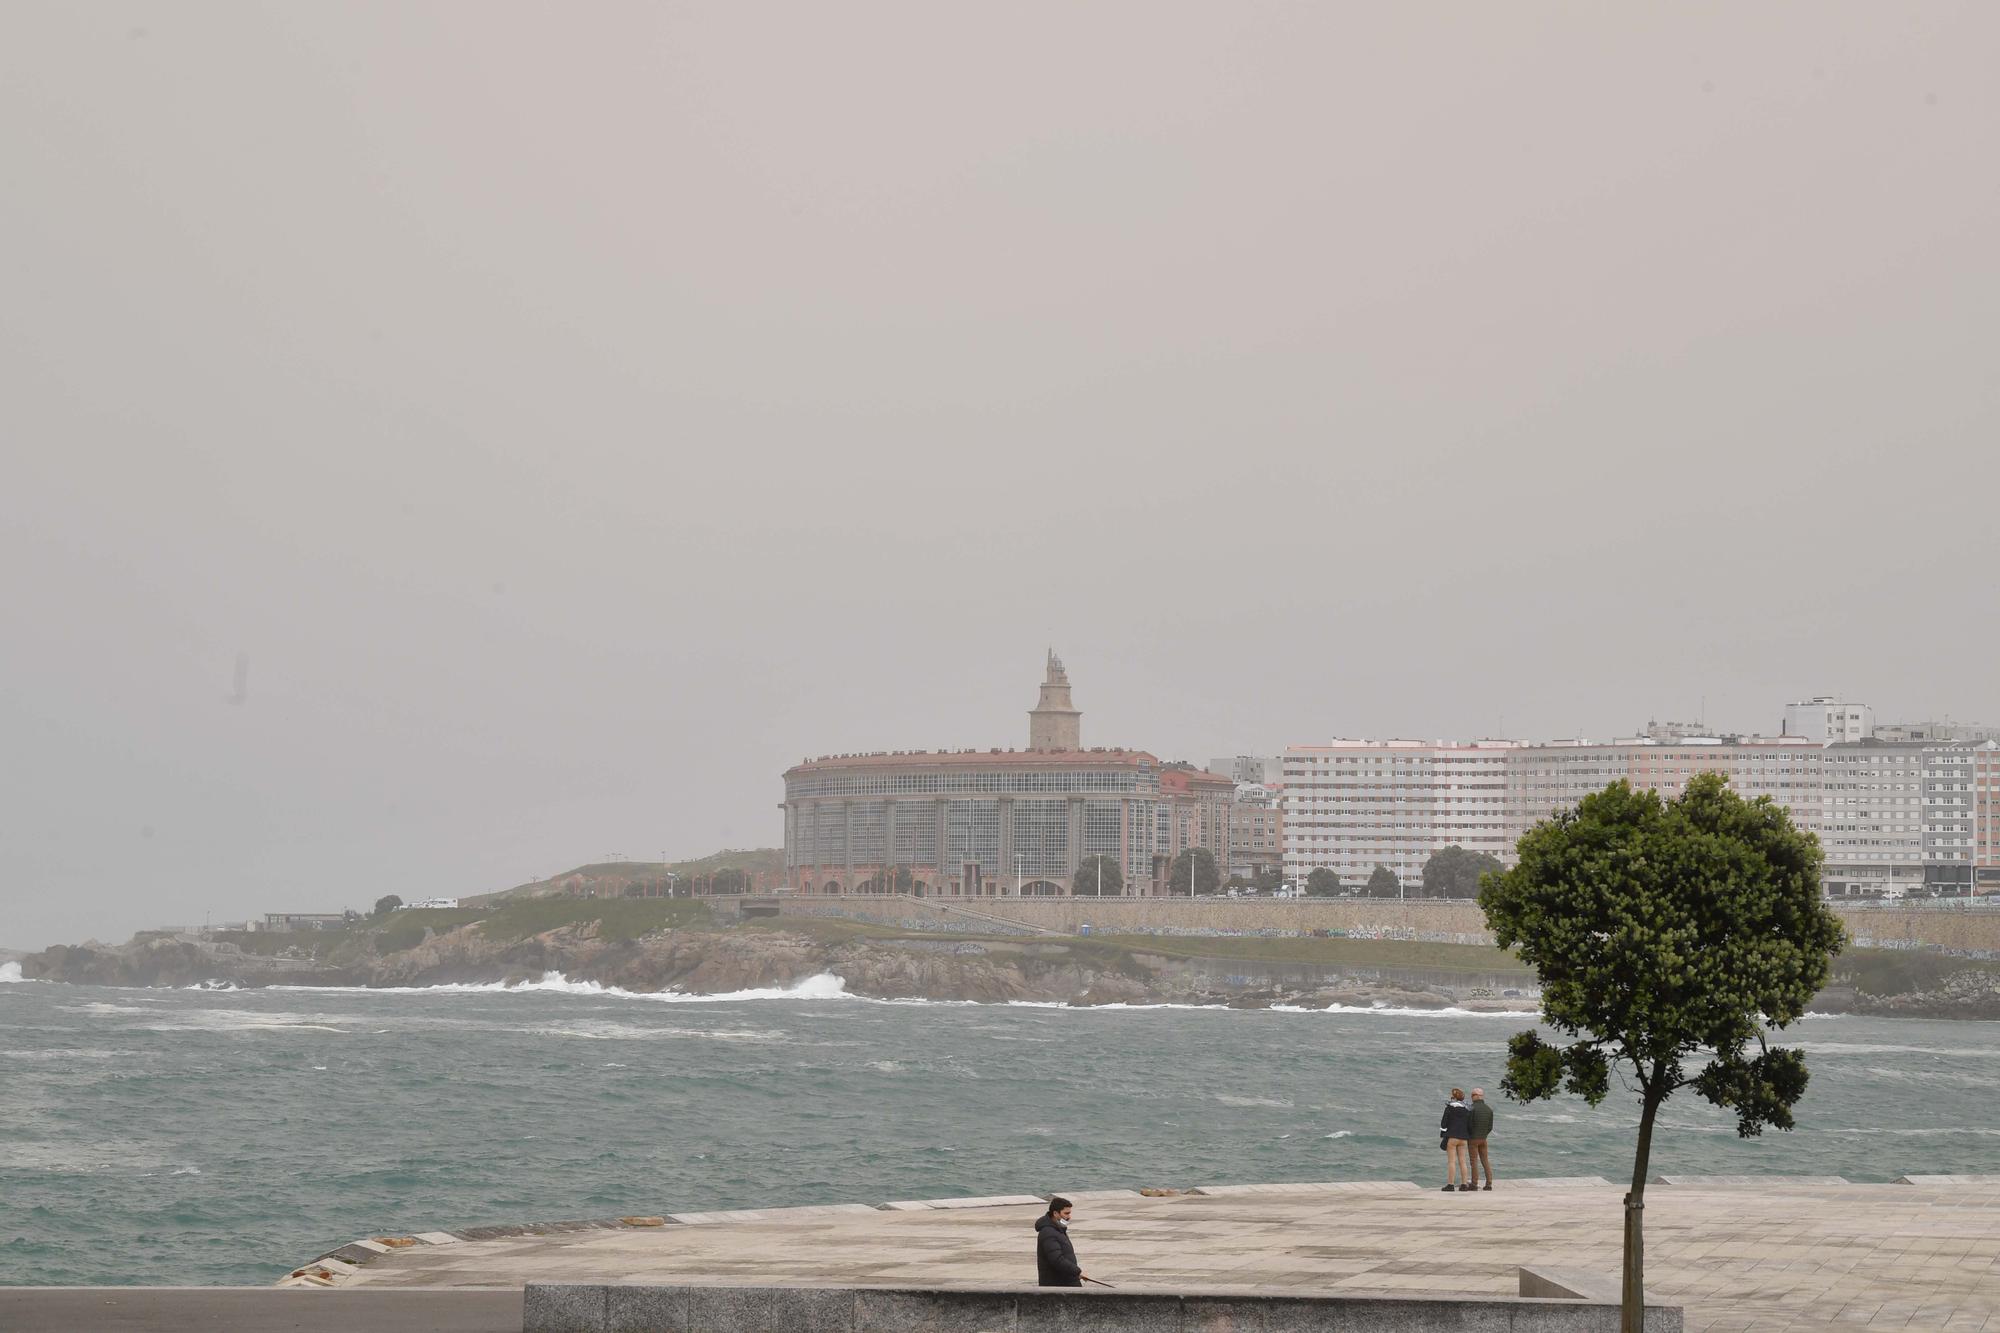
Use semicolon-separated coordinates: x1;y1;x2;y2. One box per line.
0;962;24;983
0;1048;127;1060
1215;1094;1292;1108
1796;1042;1994;1058
996;999;1230;1011
1820;1126;2000;1137
1269;1002;1530;1018
275;971;857;1003
251;974;1524;1014
142;1009;353;1034
1324;1130;1354;1139
536;1021;786;1042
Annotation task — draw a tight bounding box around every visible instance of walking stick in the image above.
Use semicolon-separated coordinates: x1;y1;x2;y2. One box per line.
1084;1276;1117;1288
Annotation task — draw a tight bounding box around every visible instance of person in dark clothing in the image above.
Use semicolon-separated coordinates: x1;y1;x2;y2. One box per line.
1467;1088;1495;1190
1439;1089;1473;1191
1035;1196;1085;1287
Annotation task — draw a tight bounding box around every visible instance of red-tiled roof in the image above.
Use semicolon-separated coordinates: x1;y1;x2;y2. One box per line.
787;748;1159;776
1159;767;1235;794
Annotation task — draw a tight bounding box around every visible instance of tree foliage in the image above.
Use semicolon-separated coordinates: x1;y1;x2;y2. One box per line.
1168;848;1219;897
1420;845;1503;899
1304;867;1343;898
1073;855;1123;897
1364;864;1400;898
372;894;402;919
854;866;918;894
1479;774;1845;1330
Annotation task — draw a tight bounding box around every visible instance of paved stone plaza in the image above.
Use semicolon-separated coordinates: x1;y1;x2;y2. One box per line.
323;1177;2000;1331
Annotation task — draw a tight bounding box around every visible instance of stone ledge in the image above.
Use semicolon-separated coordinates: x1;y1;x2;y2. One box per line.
1651;1174;1849;1187
1895;1173;2000;1185
878;1194;1047;1211
1038;1189;1144;1202
1189;1180;1423;1196
668;1204;881;1225
1519;1264;1622;1303
0;1288;524;1333
525;1282;1683;1333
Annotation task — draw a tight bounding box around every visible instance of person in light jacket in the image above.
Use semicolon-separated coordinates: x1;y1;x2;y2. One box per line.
1439;1089;1473;1191
1035;1196;1085;1287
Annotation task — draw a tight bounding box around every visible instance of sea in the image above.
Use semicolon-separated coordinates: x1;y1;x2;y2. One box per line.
3;961;1996;1287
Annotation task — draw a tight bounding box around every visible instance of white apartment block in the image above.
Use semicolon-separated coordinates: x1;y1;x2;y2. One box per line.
1508;736;1824;836
1921;742;1991;890
1783;696;1873;744
1281;740;1517;891
1283;722;2000;899
1977;744;2000;891
1818;740;1949;897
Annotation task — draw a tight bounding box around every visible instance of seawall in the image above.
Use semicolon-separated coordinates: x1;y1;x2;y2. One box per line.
771;893;2000;953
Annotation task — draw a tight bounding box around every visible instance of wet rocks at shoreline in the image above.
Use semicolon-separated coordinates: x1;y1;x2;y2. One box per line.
21;922;1993;1017
20;925;1527;1011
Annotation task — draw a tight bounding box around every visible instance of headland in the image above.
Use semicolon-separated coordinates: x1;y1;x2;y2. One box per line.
19;893;2000;1017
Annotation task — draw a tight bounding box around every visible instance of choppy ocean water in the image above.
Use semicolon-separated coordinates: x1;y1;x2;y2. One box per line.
2;962;1996;1287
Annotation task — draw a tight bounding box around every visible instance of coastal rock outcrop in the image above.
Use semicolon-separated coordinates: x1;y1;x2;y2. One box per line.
21;923;1494;1009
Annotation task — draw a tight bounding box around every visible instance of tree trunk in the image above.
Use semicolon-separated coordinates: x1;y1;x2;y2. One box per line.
1623;1087;1664;1333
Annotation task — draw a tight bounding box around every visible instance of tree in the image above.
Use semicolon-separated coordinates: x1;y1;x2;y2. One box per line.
1479;775;1845;1333
709;867;751;894
1252;865;1283;893
1168;848;1219;897
372;894;402;919
1421;846;1504;899
1304;867;1343;898
1365;864;1400;898
1073;855;1124;897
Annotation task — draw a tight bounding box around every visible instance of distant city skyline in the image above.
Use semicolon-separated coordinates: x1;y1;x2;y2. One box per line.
5;4;1996;948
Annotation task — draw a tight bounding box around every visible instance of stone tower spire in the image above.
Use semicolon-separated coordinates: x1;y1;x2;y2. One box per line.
1028;649;1081;751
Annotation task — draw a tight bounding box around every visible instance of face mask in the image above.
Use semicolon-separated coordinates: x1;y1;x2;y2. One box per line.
1054;1217;1069;1228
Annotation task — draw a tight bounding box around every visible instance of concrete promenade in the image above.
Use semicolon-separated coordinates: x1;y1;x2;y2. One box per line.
312;1176;2000;1331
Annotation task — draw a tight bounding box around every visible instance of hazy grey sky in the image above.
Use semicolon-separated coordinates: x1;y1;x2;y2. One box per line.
4;4;1996;948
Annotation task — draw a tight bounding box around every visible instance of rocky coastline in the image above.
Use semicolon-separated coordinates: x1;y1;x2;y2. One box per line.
19;920;2000;1018
21;923;1538;1012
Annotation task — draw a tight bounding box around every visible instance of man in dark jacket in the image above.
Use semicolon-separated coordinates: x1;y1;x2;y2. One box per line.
1467;1088;1495;1191
1035;1196;1085;1287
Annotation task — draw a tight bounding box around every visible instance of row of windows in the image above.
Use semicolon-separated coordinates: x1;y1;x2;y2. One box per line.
787;769;1150;798
788;798;1161;881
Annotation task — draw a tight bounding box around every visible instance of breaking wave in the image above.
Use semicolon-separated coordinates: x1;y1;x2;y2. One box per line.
1269;1001;1530;1018
274;971;856;1003
0;962;25;983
